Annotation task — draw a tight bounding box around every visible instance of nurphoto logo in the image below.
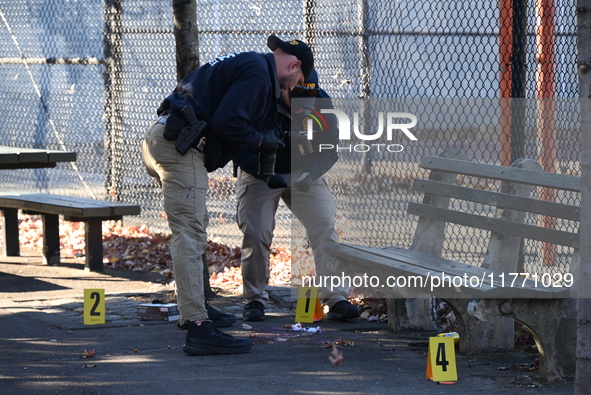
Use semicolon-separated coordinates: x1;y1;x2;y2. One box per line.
304;107;418;153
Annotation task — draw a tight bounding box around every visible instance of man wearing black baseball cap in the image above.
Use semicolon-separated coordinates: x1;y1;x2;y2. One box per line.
267;34;314;81
142;35;315;356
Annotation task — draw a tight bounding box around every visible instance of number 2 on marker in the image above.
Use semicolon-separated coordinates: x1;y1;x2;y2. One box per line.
90;291;101;316
84;289;105;325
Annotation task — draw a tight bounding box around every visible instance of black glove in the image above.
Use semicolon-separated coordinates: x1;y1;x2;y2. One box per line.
294;172;313;192
259;129;286;153
265;173;288;189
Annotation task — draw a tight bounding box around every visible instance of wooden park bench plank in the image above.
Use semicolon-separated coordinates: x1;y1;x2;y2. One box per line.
327;242;570;299
419;156;581;191
413;179;581;221
407;203;580;248
0;146;77;169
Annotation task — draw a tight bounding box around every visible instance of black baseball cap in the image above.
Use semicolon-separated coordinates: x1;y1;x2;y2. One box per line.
267;35;314;80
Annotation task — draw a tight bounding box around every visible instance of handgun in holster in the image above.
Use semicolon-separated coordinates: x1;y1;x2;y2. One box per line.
175;105;208;155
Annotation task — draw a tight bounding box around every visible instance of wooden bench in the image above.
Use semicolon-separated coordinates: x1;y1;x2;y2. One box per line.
325;151;580;381
0;194;141;272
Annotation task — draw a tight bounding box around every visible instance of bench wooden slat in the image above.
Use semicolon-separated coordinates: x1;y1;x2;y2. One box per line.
376;246;570;297
419;156;581;192
45;150;77;163
413;178;581;221
408;202;579;249
0;152;18;164
326;243;570;298
335;243;570;298
349;243;568;296
15;151;48;163
0;194;140;217
325;242;498;298
0;195;110;217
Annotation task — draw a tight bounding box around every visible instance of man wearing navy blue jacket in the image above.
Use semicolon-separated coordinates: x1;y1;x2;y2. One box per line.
234;71;360;322
142;35;314;355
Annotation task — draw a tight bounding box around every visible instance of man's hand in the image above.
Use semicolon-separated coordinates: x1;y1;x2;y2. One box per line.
266;173;288;189
259;130;286;153
294;172;312;192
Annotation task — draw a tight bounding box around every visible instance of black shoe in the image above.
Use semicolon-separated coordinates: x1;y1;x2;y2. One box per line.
206;305;237;328
243;300;265;322
182;321;252;355
327;300;360;321
177;305;237;329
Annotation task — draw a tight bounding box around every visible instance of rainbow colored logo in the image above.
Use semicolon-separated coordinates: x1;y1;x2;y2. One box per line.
303;107;329;132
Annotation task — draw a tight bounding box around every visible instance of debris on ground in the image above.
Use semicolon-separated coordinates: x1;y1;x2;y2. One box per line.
328;346;344;367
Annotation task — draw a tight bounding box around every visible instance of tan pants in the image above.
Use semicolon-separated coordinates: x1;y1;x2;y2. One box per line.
141;120;209;323
236;170;347;308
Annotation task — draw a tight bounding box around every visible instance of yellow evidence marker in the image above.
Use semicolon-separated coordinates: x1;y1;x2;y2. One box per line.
295;287;323;323
84;289;105;325
426;336;458;382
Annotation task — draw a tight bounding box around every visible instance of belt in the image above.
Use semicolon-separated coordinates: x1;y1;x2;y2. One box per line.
155;114;207;153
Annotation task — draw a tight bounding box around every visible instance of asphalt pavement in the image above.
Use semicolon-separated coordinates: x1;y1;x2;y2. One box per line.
0;255;575;394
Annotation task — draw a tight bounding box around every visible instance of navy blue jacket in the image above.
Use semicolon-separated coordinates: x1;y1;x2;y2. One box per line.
157;52;279;172
234;89;338;181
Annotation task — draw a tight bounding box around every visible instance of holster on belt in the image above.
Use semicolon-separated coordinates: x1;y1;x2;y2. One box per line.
162;105;207;155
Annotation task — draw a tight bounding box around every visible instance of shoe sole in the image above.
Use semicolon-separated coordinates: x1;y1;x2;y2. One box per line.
183;343;252;355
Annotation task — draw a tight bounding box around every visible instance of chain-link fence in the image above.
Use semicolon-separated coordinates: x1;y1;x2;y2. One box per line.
0;0;580;276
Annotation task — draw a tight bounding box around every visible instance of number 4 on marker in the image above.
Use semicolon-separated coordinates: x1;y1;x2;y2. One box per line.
426;337;457;382
436;342;449;371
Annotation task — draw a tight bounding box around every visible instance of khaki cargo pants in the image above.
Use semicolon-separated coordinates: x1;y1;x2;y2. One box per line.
141;119;209;323
236;170;348;308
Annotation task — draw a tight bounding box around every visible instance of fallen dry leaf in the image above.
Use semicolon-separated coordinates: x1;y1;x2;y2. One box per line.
328;346;344;367
334;338;355;347
324;338;355;349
